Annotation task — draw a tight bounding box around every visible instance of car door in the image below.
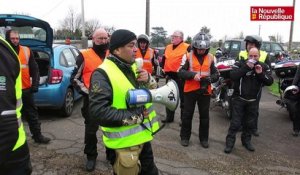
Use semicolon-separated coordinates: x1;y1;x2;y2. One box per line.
58;48;76;88
60;47;81;99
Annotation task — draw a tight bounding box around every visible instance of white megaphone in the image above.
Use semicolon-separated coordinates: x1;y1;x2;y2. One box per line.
135;58;143;69
126;80;179;111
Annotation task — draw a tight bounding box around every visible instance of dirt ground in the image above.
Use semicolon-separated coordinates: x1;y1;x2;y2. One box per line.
27;87;300;175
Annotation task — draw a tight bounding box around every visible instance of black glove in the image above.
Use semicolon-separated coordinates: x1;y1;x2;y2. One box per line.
30;86;39;93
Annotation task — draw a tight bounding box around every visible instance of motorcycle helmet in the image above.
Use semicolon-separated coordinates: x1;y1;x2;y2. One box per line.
137;34;150;43
192;32;210;50
244;35;262;49
215;49;223;58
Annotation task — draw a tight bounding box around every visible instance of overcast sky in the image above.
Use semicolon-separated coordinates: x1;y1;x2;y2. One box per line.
0;0;299;42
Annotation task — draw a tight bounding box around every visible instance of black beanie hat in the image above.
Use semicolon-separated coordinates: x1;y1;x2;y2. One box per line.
109;29;136;53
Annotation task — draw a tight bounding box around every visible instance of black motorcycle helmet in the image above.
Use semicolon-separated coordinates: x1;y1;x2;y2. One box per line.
192;32;210;55
244;35;262;49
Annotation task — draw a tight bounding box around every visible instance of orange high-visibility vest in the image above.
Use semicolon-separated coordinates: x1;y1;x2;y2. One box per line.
184;52;213;94
164;42;189;72
135;48;154;74
82;49;109;88
18;45;31;89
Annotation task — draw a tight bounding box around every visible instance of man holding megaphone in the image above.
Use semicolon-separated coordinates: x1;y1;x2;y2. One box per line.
89;29;159;175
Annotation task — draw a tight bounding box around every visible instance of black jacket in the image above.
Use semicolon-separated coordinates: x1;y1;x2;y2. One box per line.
0;39;30;168
230;60;273;100
89;55;147;127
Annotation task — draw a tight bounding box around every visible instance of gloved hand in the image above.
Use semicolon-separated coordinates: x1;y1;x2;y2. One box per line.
201;76;211;83
30;86;39;93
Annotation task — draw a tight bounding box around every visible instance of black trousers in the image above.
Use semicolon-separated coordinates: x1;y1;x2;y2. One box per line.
226;97;258;146
165;73;185;122
82;95;99;160
0;142;32;175
180;90;210;142
293;100;300;131
108;142;159;175
21;89;41;137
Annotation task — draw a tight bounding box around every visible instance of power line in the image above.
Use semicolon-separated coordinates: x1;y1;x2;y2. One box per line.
41;0;66;18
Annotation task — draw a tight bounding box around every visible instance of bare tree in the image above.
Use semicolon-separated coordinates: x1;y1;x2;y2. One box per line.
269;35;276;42
56;7;114;40
85;19;102;39
60;8;78;32
103;26;116;37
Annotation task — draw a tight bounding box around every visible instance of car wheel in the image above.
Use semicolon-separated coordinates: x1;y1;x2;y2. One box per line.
61;88;74;117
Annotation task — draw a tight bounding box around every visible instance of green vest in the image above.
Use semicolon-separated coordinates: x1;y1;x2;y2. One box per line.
0;37;26;151
99;59;159;149
239;50;268;63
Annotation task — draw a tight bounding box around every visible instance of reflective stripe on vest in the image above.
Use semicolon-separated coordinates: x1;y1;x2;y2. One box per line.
164;42;189;72
135;48;153;74
103;114;158;139
239;50;268;63
99;59;159;149
13;58;26;151
19;46;31;89
82;49;109;88
184;51;212;93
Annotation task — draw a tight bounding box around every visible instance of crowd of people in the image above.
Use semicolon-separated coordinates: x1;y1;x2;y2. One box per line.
1;27;299;175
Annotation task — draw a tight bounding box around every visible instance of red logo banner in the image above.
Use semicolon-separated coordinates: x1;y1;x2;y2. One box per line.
250;6;294;21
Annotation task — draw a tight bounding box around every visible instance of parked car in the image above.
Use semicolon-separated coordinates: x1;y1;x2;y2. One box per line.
221;39;245;59
0;14;81;117
221;39;287;68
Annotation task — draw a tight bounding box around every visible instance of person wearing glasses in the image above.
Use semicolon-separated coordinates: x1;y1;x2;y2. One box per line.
224;47;273;154
6;30;51;144
71;28;109;172
161;30;190;124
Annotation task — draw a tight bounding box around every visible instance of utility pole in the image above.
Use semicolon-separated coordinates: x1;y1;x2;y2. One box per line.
145;0;150;36
81;0;88;49
288;0;296;51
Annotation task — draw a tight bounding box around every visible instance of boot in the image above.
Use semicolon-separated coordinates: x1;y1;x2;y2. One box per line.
86;159;96;172
180;140;189;147
32;134;50;144
224;145;233;154
162;118;174;123
224;136;235;154
252;130;260;137
200;141;209;148
292;130;299;137
242;142;255;152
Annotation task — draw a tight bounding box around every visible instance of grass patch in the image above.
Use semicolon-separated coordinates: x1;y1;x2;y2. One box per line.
268;81;280;97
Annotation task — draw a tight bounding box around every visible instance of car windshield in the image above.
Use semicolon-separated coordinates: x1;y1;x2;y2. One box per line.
272;43;284;52
231;42;241;51
0;26;46;42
